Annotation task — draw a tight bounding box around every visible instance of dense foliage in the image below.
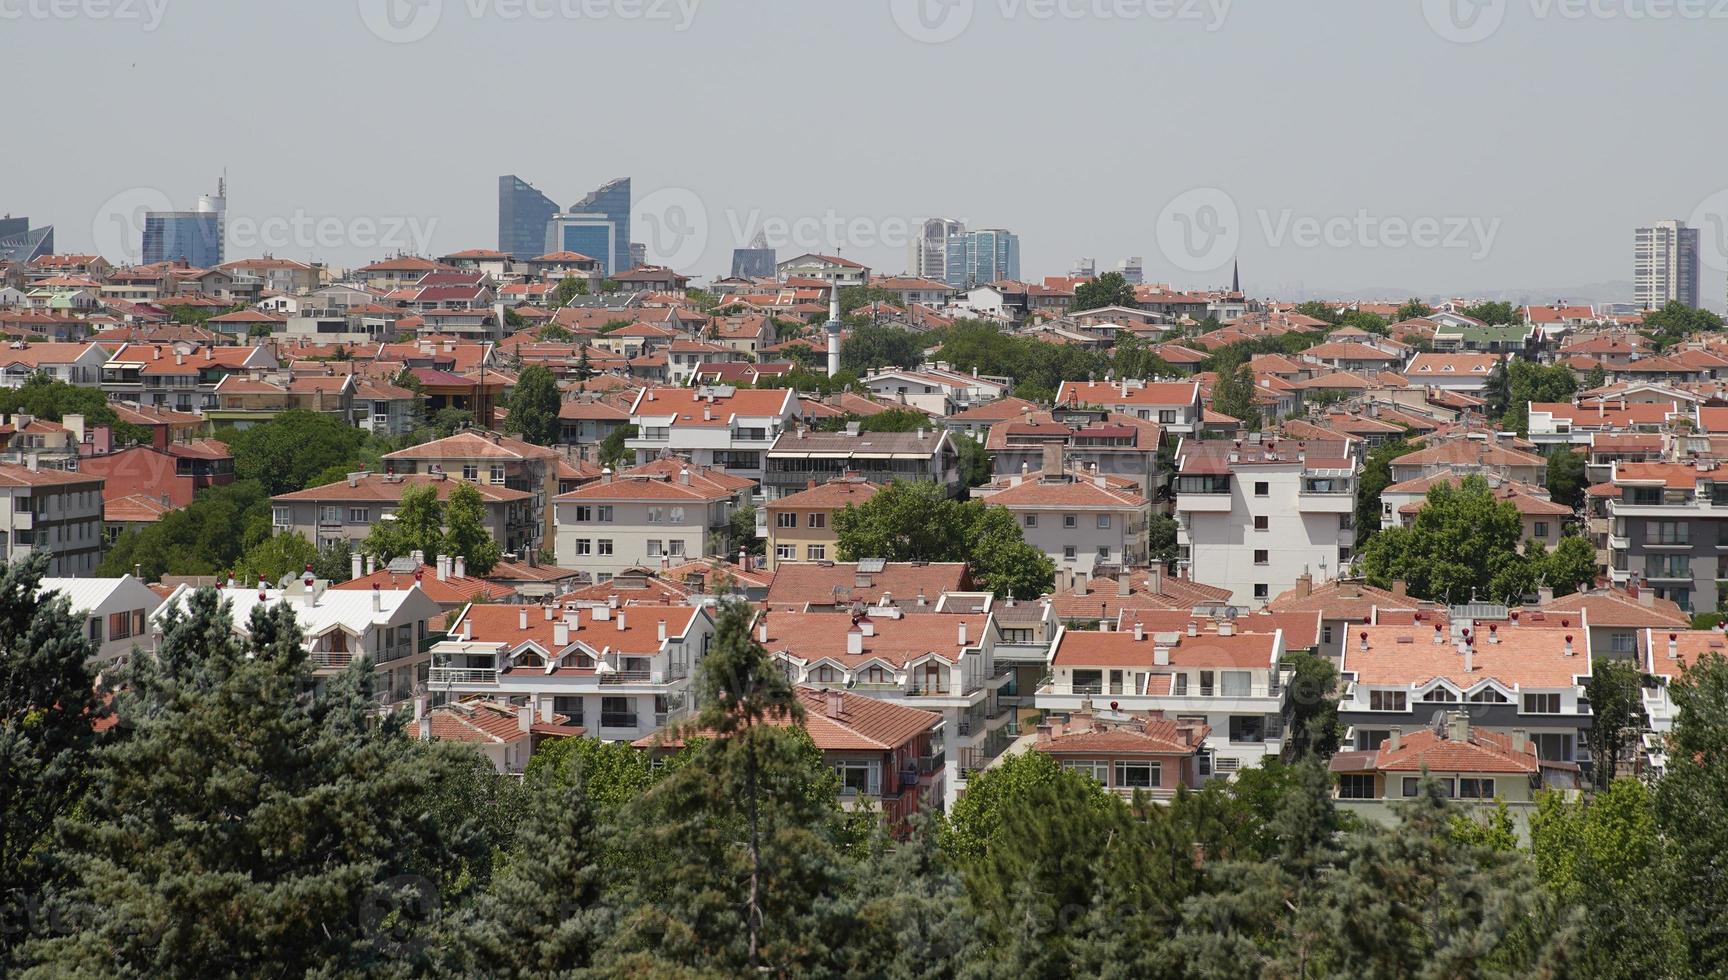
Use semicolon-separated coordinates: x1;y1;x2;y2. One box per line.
830;480;1055;599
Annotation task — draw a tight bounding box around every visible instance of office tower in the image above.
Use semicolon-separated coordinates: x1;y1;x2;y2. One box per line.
197;177;227;264
0;216;53;263
731;230;777;279
550;177;632;276
1071;257;1096;277
1117;256;1143;284
498;175;561;260
943;228;1020;289
908;217;964;279
1634;219;1700;309
141;178;226;267
629;242;646;271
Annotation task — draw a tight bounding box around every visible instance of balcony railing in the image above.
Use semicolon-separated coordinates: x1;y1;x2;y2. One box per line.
600;712;639;729
429;666;499;685
600;669;656;685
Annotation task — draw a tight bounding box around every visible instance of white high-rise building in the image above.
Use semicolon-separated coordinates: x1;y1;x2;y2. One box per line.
1117;256;1143;284
909;218;964;280
1071;257;1096;277
1634;220;1699;310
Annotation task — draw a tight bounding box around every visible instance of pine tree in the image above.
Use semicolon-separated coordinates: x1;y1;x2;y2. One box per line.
0;554;103;966
21;589;495;978
504;363;561;446
819;817;975;979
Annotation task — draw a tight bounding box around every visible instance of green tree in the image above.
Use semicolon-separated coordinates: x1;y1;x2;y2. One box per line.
1357;475;1532;603
1293;300;1342;324
1584;362;1608;389
1503;360;1578;435
1209;348;1259;423
941;747;1115;861
443;482;503;573
1547;447;1588;510
0;555;104;964
840;324;923;374
1394;299;1433;321
22;590;500;977
854;407;931;432
597;423;637;470
363;483;446;564
502;363;561;446
1146;512;1180;567
838;284;896;315
97;481;273;580
1584;658;1645;788
230;530;320;587
553;277;588;307
1483;356;1512;420
1071;270;1137;311
1461;300;1522;326
537;322;574;342
1643;299;1724;349
1337;310;1389;335
1281;651;1342;759
729;503;764;559
0;374;150;444
831;481;1054;599
1654;650;1728;974
221;409;369;496
430;406;474;438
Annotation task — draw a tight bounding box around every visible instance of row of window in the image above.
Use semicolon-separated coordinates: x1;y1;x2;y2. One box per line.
1335;775;1498;799
1365;689;1562;713
1062;759;1163;788
1023;514;1114;530
89;609;148;644
776;512;827;529
776;543;826;561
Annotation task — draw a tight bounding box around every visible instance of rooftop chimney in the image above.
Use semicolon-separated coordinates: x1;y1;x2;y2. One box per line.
1153;644;1170;666
519;607;529;630
826;689;844;719
958;621;969;647
657;619;667;642
1669;632;1679;660
372;582;382;612
1388;728;1402;752
1447;712;1470;743
1564;634;1574;657
616;611;627;632
554;621;569;646
1133;622;1145;642
846;628;863;655
455;556;465;579
350;551;363;582
1117;573;1131;597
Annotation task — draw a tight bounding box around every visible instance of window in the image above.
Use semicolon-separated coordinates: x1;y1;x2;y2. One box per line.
1063;545;1076;559
1321;625;1333;645
776;544;795;560
1467;688;1508;703
1228;715;1265;743
272;506;291;527
597;540;613;556
833;760;880;796
1611;632;1635;654
808;513;826;529
1097;514;1112;530
1533;732;1575;761
1072;669;1103;694
597;506;613;522
574;539;592;556
1220;671;1252;697
1649;554;1691;579
667;540;686;558
462;465;478;481
1459;778;1496;799
1062;760;1109;783
776;512;797;528
1254;549;1269;565
1097;546;1111;560
600;696;637;729
1355;729;1390;750
647;507;664;524
1254;481;1269;496
1172;673;1189;695
1158;410;1177;424
1421;686;1458;702
1114;761;1159;789
489;465;505;484
669;507;685;523
646;541;662;557
1253;515;1269;531
1648;521;1690;545
319;505;342;524
108;611;133;640
806;545;826;560
1369;690;1408;711
1337;774;1375;799
1533;521;1549;538
132;609;145;636
1254;584;1269;600
349;507;369;524
1522;692;1561;714
1024;515;1038;528
1401;777;1422;797
1064;514;1077;529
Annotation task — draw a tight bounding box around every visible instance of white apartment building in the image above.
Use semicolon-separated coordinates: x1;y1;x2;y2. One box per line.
427;600;716;744
1173;438;1358;607
1036;622;1291;776
860;364;1009;416
971;466;1150;576
552;459;755;577
0;464;105;576
626;385;800;486
41;575;163;665
152;579;445;705
1634;219;1700;310
758;605;1022;807
1055;380;1203;435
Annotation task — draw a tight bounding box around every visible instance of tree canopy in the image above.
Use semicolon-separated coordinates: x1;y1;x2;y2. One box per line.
1071;271;1137;311
831;480;1054;598
502;363;561;446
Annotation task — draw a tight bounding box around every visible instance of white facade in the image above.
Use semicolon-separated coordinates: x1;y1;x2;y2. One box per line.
1175;457;1357;608
40;575;163;665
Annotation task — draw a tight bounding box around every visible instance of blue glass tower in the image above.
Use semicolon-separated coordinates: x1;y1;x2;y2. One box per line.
141;211;222;267
943;229;1021;288
497;175;561;259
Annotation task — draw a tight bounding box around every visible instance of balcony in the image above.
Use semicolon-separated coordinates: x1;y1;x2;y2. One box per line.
429;666;499;686
599;669;658;685
599;712;640;729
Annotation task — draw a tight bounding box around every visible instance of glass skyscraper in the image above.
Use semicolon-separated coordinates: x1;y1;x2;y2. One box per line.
141;211;222;267
0;217;53;263
943;228;1021;288
553;177;631;276
497;175;561;260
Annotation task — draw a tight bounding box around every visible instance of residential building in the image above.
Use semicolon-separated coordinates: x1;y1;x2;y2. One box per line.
763;560;972;611
776;253;870;288
942;229;1019;288
1601;460;1728;610
1037;622;1290;776
1385;436;1548;486
986;408;1163;490
1634;219;1700;310
40;575;162;665
382;431;561;554
0;464;104;575
1336;620;1593;770
1328;713;1571;816
0;342;108;388
764;476;878;569
1403;353;1499;393
332;555;518;616
764;426;959;501
626;385;800;485
1055;380;1204;435
1381;472;1570;549
154;580;443;704
1032;710;1211;800
972;465;1150;575
99;343;280;413
1265;576;1434;660
271;472;535;554
552;459;754;576
860;364;1009;415
1537;588;1688;664
758;606;1017;806
1173;438;1358;607
428;600;716;744
419;698;579;773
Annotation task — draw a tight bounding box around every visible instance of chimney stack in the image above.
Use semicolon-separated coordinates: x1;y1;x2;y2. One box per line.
372;582;382;612
1669;632;1679;660
1133;622;1144;642
616;611;627;632
1564;634;1574;657
1388;728;1402;752
350;551;363;581
554;621;569;646
846;628;863;655
958;621;969;647
519;607;529;630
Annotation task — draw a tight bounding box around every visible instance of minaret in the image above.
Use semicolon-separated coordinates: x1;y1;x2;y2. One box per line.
1230;258;1240;295
825;279;842;376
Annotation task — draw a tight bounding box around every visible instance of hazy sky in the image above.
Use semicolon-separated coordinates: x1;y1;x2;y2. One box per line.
8;0;1725;301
